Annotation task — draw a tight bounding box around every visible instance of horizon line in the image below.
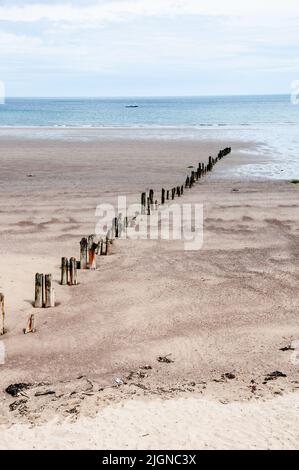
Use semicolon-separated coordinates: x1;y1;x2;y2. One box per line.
4;93;290;99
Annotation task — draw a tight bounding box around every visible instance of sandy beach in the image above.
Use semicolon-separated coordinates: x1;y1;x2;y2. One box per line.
0;131;299;449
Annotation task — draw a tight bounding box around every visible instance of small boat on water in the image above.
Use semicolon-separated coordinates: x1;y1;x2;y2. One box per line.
125;104;139;108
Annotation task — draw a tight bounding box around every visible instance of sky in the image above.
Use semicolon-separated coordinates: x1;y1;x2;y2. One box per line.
0;0;298;97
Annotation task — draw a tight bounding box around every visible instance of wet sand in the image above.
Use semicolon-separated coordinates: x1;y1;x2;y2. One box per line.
0;133;299;449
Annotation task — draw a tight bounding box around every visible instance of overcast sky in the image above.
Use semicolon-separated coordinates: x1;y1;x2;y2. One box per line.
0;0;298;96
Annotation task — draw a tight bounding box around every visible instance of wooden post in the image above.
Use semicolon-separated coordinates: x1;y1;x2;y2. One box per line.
176;186;181;197
120;216;129;238
80;237;88;269
102;237;107;255
147;197;151;215
185;176;189;188
61;257;68;285
141;192;146;214
24;314;35;334
181;185;184;195
89;244;97;270
118;214;123;237
88;235;98;269
44;274;55;308
112;217;118;238
106;231;112;255
192;171;196;184
208;156;212;171
149;189;154;205
88;234;95;249
100;237;105;255
96;238;102;255
166;190;170;200
171;188;175;200
0;293;5;336
197;165;202;179
34;273;44;308
88;234;96;263
161;188;165;205
69;257;78;285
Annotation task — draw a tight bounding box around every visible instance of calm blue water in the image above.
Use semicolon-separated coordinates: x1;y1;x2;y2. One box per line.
0;95;297;128
0;95;298;179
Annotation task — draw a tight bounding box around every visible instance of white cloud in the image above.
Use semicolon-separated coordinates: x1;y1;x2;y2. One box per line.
0;32;41;51
0;0;298;95
0;0;298;25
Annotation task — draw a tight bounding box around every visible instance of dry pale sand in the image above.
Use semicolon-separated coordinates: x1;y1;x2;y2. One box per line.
0;132;299;449
1;394;299;450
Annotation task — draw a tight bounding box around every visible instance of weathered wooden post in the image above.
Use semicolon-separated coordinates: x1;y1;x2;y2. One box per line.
96;238;102;255
176;186;181;197
34;273;44;308
80;237;88;269
123;217;128;237
0;293;5;336
185;176;190;188
102;237;107;255
197;164;202;179
166;190;170;200
181;185;184;195
112;217;119;238
100;237;106;255
88;234;96;263
161;188;165;205
171;188;175;200
88;234;95;249
147;197;151;215
141;192;146;214
44;274;55;308
118;214;123;237
208;156;212;171
89;244;97;270
149;189;154;205
61;257;68;285
106;230;112;255
69;257;78;285
24;314;35;334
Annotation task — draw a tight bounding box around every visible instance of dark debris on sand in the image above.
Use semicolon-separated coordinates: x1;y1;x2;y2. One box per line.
5;383;33;397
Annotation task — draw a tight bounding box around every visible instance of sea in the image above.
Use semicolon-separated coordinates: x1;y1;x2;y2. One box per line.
0;95;298;179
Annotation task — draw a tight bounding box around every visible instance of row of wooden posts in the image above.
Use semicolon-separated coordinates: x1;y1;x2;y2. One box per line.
0;147;231;337
141;147;231;215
